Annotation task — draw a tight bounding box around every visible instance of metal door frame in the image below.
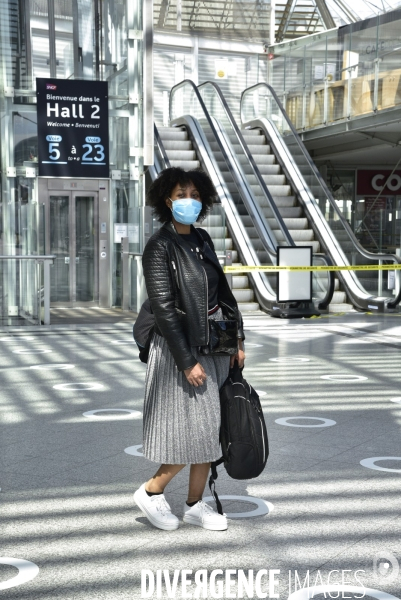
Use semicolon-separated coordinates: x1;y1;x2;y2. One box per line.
39;178;110;307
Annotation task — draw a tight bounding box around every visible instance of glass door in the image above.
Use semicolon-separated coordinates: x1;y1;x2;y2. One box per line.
46;192;99;306
49;194;71;304
73;194;99;303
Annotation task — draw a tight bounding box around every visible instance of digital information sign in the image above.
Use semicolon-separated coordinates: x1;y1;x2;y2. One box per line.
37;78;109;178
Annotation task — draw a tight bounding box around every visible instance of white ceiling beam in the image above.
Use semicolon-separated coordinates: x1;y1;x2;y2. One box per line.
314;0;336;28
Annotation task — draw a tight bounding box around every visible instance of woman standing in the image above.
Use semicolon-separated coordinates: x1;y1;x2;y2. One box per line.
134;167;245;531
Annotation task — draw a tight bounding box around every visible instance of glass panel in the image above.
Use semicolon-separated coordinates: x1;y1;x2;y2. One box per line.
326;30;347;123
0;259;40;325
14;113;38;166
377;12;401;111
50;195;70;302
349;63;375;118
198;53;255;123
285;55;305;130
75;196;95;302
31;33;51;80
305;36;327;128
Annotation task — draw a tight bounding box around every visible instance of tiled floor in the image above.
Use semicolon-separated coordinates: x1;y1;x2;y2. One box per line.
1;313;401;599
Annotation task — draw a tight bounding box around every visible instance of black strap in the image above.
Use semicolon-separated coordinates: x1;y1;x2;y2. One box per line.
209;458;224;515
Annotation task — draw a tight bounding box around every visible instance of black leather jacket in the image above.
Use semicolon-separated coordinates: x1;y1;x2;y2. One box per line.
142;222;244;372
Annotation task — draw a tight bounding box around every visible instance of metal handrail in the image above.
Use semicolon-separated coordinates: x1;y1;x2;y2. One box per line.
154;124;171;170
241;82;401;311
197;81;293;247
0;255;56;260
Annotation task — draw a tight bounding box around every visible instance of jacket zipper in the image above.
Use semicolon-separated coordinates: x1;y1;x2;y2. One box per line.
171;260;180;289
203;265;209;343
259;416;266;463
194;245;209;343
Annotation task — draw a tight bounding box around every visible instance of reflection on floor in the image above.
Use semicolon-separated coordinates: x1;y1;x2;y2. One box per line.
50;307;135;326
1;313;401;599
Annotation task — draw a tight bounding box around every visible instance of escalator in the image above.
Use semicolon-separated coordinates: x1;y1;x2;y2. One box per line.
151;81;334;317
155;125;258;312
239;82;401;313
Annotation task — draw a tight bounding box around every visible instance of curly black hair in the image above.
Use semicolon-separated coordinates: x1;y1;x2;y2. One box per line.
146;167;218;223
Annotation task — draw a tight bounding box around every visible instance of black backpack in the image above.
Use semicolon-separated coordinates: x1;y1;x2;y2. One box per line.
209;363;269;513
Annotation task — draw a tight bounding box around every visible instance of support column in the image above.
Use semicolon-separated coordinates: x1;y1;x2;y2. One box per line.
270;0;275;46
47;0;57;77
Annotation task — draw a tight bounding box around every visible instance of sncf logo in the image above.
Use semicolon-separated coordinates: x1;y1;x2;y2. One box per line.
46;84;57;90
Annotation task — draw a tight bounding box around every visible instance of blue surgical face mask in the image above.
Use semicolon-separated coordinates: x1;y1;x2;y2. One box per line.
169;198;202;225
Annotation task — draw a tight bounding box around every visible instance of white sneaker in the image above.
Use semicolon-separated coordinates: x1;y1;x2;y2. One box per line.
134;483;180;531
183;500;228;531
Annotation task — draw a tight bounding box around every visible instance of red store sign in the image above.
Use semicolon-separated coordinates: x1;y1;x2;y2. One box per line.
357;170;401;195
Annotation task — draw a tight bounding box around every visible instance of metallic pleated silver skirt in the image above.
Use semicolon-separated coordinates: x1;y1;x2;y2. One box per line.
142;309;230;464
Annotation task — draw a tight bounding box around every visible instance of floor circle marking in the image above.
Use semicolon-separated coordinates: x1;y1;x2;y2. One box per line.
288;585;400;600
124;445;144;456
269;357;310;363
245;343;264;348
53;383;104;391
12;349;52;354
360;457;401;473
202;495;273;519
256;390;266;397
1;337;35;342
275;416;336;428
30;364;75;371
83;409;142;420
390;397;401;404
0;557;39;591
321;374;367;381
111;340;135;345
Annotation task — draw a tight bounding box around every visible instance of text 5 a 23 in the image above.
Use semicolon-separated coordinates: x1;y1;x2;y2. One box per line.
47;140;105;162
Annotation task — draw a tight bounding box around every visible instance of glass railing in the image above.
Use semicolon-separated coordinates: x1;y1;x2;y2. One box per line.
241;82;401;310
269;10;401;132
0;255;55;325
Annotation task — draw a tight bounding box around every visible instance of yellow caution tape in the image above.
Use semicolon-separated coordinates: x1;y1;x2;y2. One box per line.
223;264;401;273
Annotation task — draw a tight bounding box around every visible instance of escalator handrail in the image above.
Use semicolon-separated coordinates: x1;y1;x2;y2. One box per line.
313;254;336;310
250;115;374;307
241;83;401;268
154;124;171;170
248;114;401;309
169;79;283;261
197;80;293;247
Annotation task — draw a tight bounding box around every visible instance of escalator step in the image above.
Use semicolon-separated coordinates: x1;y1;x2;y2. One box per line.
169;160;200;169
